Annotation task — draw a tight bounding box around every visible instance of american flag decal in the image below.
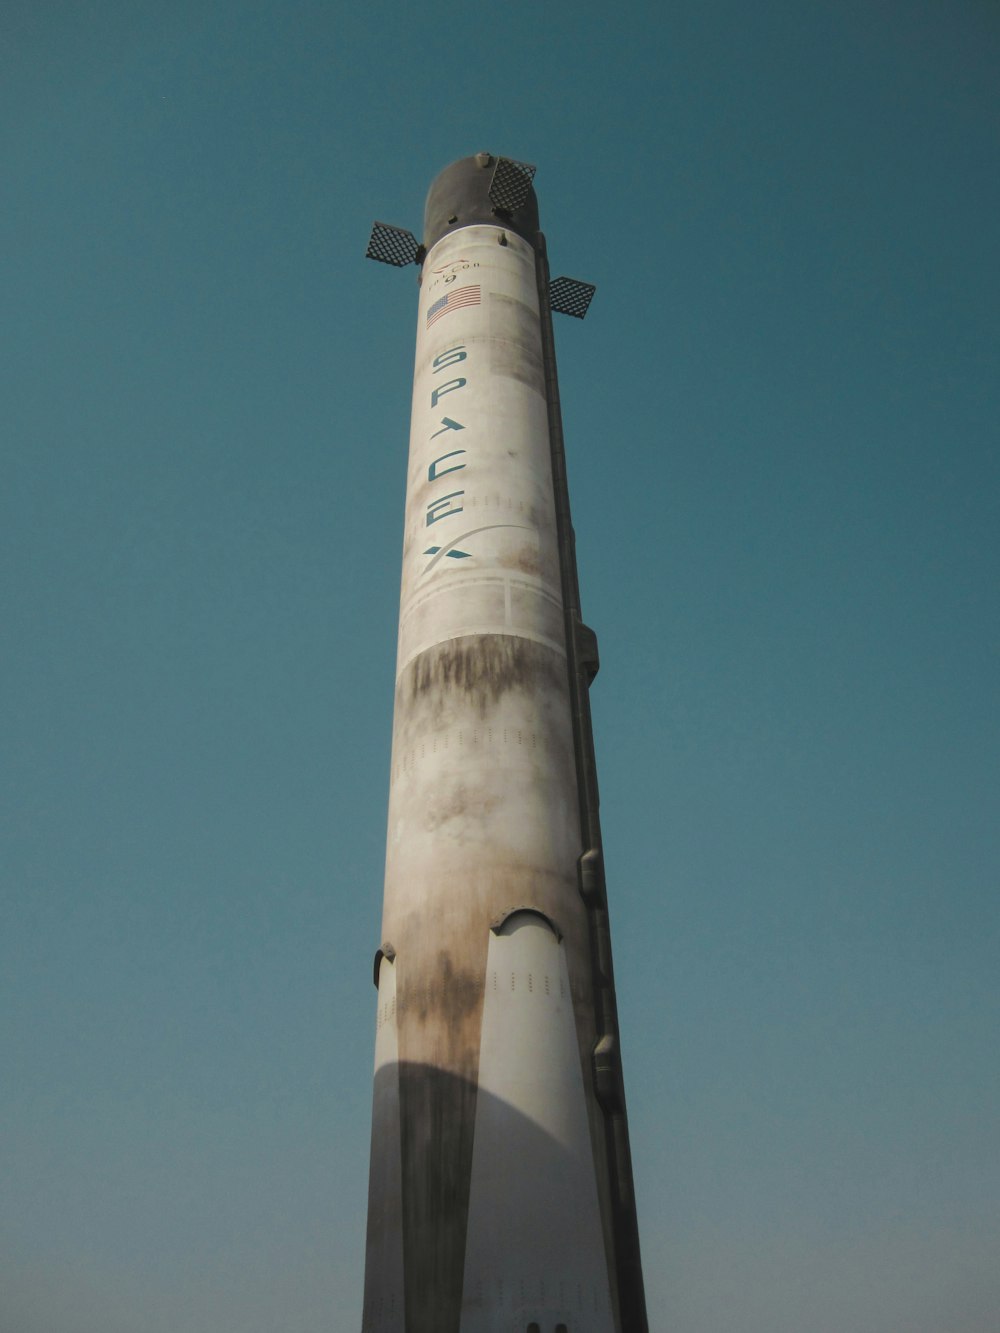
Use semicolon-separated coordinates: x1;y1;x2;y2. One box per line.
426;285;481;328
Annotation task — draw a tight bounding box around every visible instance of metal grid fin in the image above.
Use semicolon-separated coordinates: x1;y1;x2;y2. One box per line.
488;157;537;212
549;276;596;319
366;221;421;267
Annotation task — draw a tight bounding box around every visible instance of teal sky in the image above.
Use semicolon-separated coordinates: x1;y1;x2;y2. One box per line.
3;2;998;1330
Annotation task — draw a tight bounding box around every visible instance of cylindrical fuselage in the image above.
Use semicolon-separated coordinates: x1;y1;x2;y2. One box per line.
363;159;634;1333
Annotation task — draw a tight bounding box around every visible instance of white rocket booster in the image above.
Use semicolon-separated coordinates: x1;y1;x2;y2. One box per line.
362;155;647;1333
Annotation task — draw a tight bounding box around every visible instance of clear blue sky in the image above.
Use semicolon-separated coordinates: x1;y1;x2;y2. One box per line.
3;2;998;1330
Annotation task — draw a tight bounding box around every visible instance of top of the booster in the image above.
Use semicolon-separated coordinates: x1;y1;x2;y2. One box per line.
365;154;595;317
423;153;540;252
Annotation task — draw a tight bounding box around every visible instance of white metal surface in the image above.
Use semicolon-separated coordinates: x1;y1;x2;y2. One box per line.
460;912;612;1332
365;220;617;1332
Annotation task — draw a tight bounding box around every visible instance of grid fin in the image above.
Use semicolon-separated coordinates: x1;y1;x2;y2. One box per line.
488;157;537;212
549;276;596;320
366;221;421;267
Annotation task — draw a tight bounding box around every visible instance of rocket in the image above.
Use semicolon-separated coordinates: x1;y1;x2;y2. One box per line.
362;155;648;1333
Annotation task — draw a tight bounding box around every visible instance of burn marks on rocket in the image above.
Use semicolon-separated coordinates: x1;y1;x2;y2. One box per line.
488;293;545;395
365;184;645;1330
402;635;566;711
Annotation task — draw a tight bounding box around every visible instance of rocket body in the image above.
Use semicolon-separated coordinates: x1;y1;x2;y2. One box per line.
363;159;645;1333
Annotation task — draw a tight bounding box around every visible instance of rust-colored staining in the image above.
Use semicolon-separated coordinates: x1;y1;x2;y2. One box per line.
488;293;545;396
435;951;484;1065
423;780;500;831
397;945;487;1072
402;634;564;714
493;540;543;577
